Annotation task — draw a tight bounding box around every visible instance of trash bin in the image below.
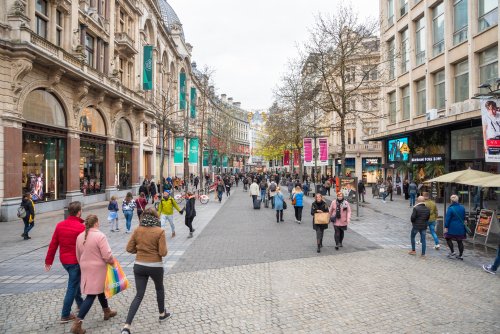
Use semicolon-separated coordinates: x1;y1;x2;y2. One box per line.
436;216;444;237
64;206;69;220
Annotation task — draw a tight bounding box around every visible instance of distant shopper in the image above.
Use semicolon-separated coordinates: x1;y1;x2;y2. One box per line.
135;192;148;220
122;192;136;234
423;192;440;250
260;179;268;202
408;180;417;207
20;192;35;240
122;209;170;334
108;196;119;232
72;215;116;334
273;187;285;223
157;191;182;238
403;179;409;200
45;201;85;323
444;195;466;260
149;179;158;204
216;180;225;202
269;179;278;209
358;180;366;203
292;185;304;224
225;180;231;197
183;192;196;238
312;193;329;253
329;192;351;250
409;196;430;257
250;179;259;204
482;243;500;275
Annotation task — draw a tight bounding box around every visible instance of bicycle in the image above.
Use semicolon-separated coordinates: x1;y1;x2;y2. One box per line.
195;189;210;204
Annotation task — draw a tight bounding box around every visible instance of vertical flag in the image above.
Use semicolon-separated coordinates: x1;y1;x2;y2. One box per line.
293;150;300;167
190;87;197;118
303;138;313;166
222;155;229;167
318;138;328;165
143;45;153;90
203;150;209;167
174;137;184;165
283;150;290;166
179;72;186;110
189;138;199;165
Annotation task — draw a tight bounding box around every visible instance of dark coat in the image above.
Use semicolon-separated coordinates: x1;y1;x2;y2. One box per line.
185;197;196;219
21;198;35;224
411;203;430;230
311;200;329;231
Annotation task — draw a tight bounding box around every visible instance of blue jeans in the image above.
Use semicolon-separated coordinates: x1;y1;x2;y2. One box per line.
62;264;83;317
23;220;34;236
260;190;266;202
491;246;500;272
217;191;223;202
409;193;416;206
123;210;133;232
411;227;427;255
427;221;439;245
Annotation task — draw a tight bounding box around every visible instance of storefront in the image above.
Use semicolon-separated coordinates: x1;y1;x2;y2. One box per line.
362;158;381;184
79;107;106;195
115;118;133;190
22;89;67;202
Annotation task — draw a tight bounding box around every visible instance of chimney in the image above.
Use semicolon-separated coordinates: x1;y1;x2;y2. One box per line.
234;102;241;108
221;94;227;102
228;97;233;104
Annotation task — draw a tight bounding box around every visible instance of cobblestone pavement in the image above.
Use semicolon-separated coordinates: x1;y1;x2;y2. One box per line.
0;185;499;333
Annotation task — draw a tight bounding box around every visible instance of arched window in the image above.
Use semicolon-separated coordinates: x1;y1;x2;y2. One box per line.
79;107;106;135
23;89;66;127
115;118;132;141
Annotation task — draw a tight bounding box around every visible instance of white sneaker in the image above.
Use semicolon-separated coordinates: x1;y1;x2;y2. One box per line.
434;245;440;250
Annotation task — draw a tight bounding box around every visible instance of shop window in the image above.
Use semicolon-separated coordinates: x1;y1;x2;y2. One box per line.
79;107;106;135
451;127;484;160
23;89;66;127
115;118;132;141
22;133;65;202
115;145;132;189
80;140;105;195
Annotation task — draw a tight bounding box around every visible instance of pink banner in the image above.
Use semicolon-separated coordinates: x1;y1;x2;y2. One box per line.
319;137;328;163
303;138;313;163
283;150;290;166
293;150;300;166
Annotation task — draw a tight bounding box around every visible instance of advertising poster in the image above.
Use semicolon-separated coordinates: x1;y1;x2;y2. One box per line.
303;138;313;165
174;137;184;165
318;137;328;166
339;177;357;203
189;138;199;165
480;99;500;162
283;150;290;166
387;137;410;162
476;209;494;236
293;150;300;167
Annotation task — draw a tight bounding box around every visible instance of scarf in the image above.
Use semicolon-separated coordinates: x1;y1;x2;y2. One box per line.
140;213;161;227
336;198;345;219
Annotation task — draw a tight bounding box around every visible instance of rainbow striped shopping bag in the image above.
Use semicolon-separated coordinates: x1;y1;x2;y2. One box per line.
104;260;129;298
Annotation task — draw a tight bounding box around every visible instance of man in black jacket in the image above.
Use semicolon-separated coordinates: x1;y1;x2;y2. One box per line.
409;196;430;257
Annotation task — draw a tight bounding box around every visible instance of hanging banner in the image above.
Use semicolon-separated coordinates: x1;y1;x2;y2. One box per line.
143;45;153;90
318;137;328;166
203;150;209;167
174;137;184;165
293;149;300;167
190;87;197;118
303;138;313;166
481;99;500;162
283;150;290;166
222;155;229;167
179;72;186;110
212;150;219;166
189;138;199;165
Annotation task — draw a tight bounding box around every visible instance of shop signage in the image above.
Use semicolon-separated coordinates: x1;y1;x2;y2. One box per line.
303;138;313;165
476;209;494;236
283;150;290;166
188;138;199;165
174;137;184;165
364;158;380;165
410;155;445;163
143;45;153;91
480;98;500;163
387;137;410;162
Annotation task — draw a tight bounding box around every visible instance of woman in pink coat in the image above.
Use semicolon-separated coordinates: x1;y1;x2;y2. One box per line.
329;192;352;250
72;215;117;334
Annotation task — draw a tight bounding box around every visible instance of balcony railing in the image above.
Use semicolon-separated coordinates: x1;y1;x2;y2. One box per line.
115;32;138;55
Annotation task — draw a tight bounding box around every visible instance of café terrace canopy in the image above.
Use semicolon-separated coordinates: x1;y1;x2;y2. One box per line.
426;168;494;184
462;174;500;187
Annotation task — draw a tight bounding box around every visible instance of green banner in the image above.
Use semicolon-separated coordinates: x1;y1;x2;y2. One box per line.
203;150;209;167
179;72;186;110
189;138;199;165
222;155;229;167
190;87;197;118
212;150;218;166
174;137;184;165
143;45;153;90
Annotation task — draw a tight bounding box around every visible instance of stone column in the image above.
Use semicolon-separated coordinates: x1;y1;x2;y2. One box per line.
131;144;140;194
1;122;23;221
105;139;116;199
65;131;83;203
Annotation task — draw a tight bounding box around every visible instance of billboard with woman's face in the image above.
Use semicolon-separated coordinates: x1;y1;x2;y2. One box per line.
481;99;500;162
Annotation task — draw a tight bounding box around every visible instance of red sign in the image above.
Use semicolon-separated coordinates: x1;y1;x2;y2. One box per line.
293;150;300;166
486;139;500;148
283;150;290;165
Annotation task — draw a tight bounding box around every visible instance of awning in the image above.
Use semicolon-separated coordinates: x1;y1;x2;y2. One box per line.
427;168;494;184
459;174;500;187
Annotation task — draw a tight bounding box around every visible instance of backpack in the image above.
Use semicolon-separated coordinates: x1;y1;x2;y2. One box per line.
269;183;277;192
17;205;27;219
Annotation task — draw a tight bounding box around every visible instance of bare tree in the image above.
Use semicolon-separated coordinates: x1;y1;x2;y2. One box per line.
303;3;382;175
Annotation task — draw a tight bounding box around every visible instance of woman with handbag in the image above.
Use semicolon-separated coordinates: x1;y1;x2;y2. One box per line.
444;194;467;260
311;193;329;253
121;208;170;334
72;215;117;334
273;187;285;223
292;185;304;224
329;192;351;250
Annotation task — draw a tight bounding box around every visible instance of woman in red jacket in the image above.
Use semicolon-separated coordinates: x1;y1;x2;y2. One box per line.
135;192;148;220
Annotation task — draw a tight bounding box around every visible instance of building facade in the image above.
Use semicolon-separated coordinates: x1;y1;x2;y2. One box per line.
371;0;499;190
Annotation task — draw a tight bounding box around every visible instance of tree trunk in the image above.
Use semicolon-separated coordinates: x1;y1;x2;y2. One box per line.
339;113;346;176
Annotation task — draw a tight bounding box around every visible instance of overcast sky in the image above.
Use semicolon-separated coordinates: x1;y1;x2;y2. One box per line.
168;0;379;111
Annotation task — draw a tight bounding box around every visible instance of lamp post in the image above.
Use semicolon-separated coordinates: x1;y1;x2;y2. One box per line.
183;96;190;192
